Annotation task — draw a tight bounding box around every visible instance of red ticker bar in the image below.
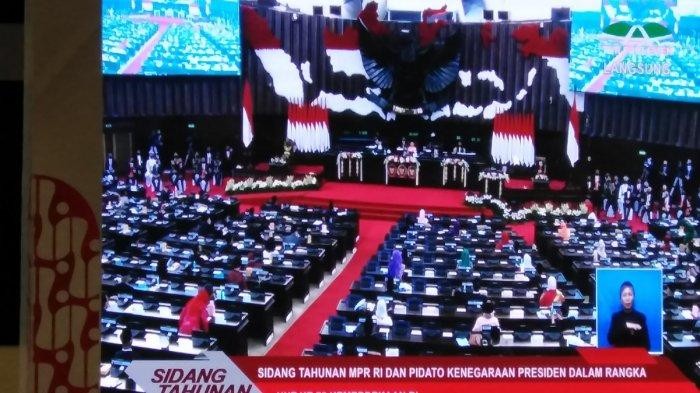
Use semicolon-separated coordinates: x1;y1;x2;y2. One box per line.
232;350;696;392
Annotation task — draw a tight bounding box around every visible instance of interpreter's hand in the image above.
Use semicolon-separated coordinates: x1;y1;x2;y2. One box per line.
625;322;642;331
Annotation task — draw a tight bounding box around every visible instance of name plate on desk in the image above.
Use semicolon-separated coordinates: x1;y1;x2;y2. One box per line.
422;306;439;316
411;329;422;336
393;305;407;315
143;333;162;348
442;331;453;338
426;287;438;296
531;334;544;345
283;261;293;266
344;325;357;334
509;309;524;318
178;337;193;350
501;290;513;298
456;307;466;313
526;290;537;298
425;270;435;278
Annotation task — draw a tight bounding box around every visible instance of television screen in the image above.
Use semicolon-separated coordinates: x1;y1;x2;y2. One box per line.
570;0;700;103
102;0;241;75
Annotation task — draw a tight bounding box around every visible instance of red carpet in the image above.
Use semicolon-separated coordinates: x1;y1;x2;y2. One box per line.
266;218;394;356
509;221;535;245
121;23;171;74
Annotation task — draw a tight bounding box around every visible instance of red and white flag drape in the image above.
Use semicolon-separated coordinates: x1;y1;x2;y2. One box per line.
490;113;535;166
242;7;304;104
287;103;330;153
566;98;580;166
242;80;254;148
324;26;367;78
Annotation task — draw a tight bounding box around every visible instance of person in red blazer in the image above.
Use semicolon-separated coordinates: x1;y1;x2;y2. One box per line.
178;284;214;335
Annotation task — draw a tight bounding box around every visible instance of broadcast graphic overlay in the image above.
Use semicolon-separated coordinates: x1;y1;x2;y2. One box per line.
595;268;664;354
102;0;241;75
570;0;700;102
123;352;699;393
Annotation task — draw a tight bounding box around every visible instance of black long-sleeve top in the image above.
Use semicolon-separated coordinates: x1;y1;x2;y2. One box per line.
607;309;650;350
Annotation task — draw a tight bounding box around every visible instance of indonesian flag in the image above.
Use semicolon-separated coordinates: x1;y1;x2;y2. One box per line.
324;27;368;78
242;80;254;148
287;103;330;153
491;114;535;167
567;98;580;166
242;7;304;104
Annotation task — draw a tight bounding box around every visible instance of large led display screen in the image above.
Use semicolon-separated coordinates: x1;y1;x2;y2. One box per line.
102;0;241;75
570;0;700;103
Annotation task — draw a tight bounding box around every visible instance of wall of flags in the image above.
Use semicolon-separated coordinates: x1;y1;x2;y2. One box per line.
490;113;535;167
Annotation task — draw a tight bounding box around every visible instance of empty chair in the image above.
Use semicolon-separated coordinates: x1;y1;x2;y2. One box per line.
407;297;422;312
392;320;411;337
356;274;373;288
192;330;210;348
328;316;347;332
345;294;363;309
412;263;425;276
422;321;442;339
412;279;426;292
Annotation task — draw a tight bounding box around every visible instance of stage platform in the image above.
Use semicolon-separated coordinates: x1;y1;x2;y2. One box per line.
235;181;481;221
502;178;586;204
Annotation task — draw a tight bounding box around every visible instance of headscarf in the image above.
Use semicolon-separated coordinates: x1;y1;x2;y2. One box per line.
547;276;557;291
375;298;389;320
459;248;471;268
417;209;428;224
179;288;211;334
596;239;606;253
521;253;533;271
388;250;404;280
558;222;570;241
374;298;392;326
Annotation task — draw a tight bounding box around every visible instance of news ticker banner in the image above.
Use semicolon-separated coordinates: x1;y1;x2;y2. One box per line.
126;349;698;393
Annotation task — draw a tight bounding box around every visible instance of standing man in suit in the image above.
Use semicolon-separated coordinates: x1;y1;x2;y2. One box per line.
134;150;145;181
452;140;467;155
658;159;670;190
684;159;694;196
